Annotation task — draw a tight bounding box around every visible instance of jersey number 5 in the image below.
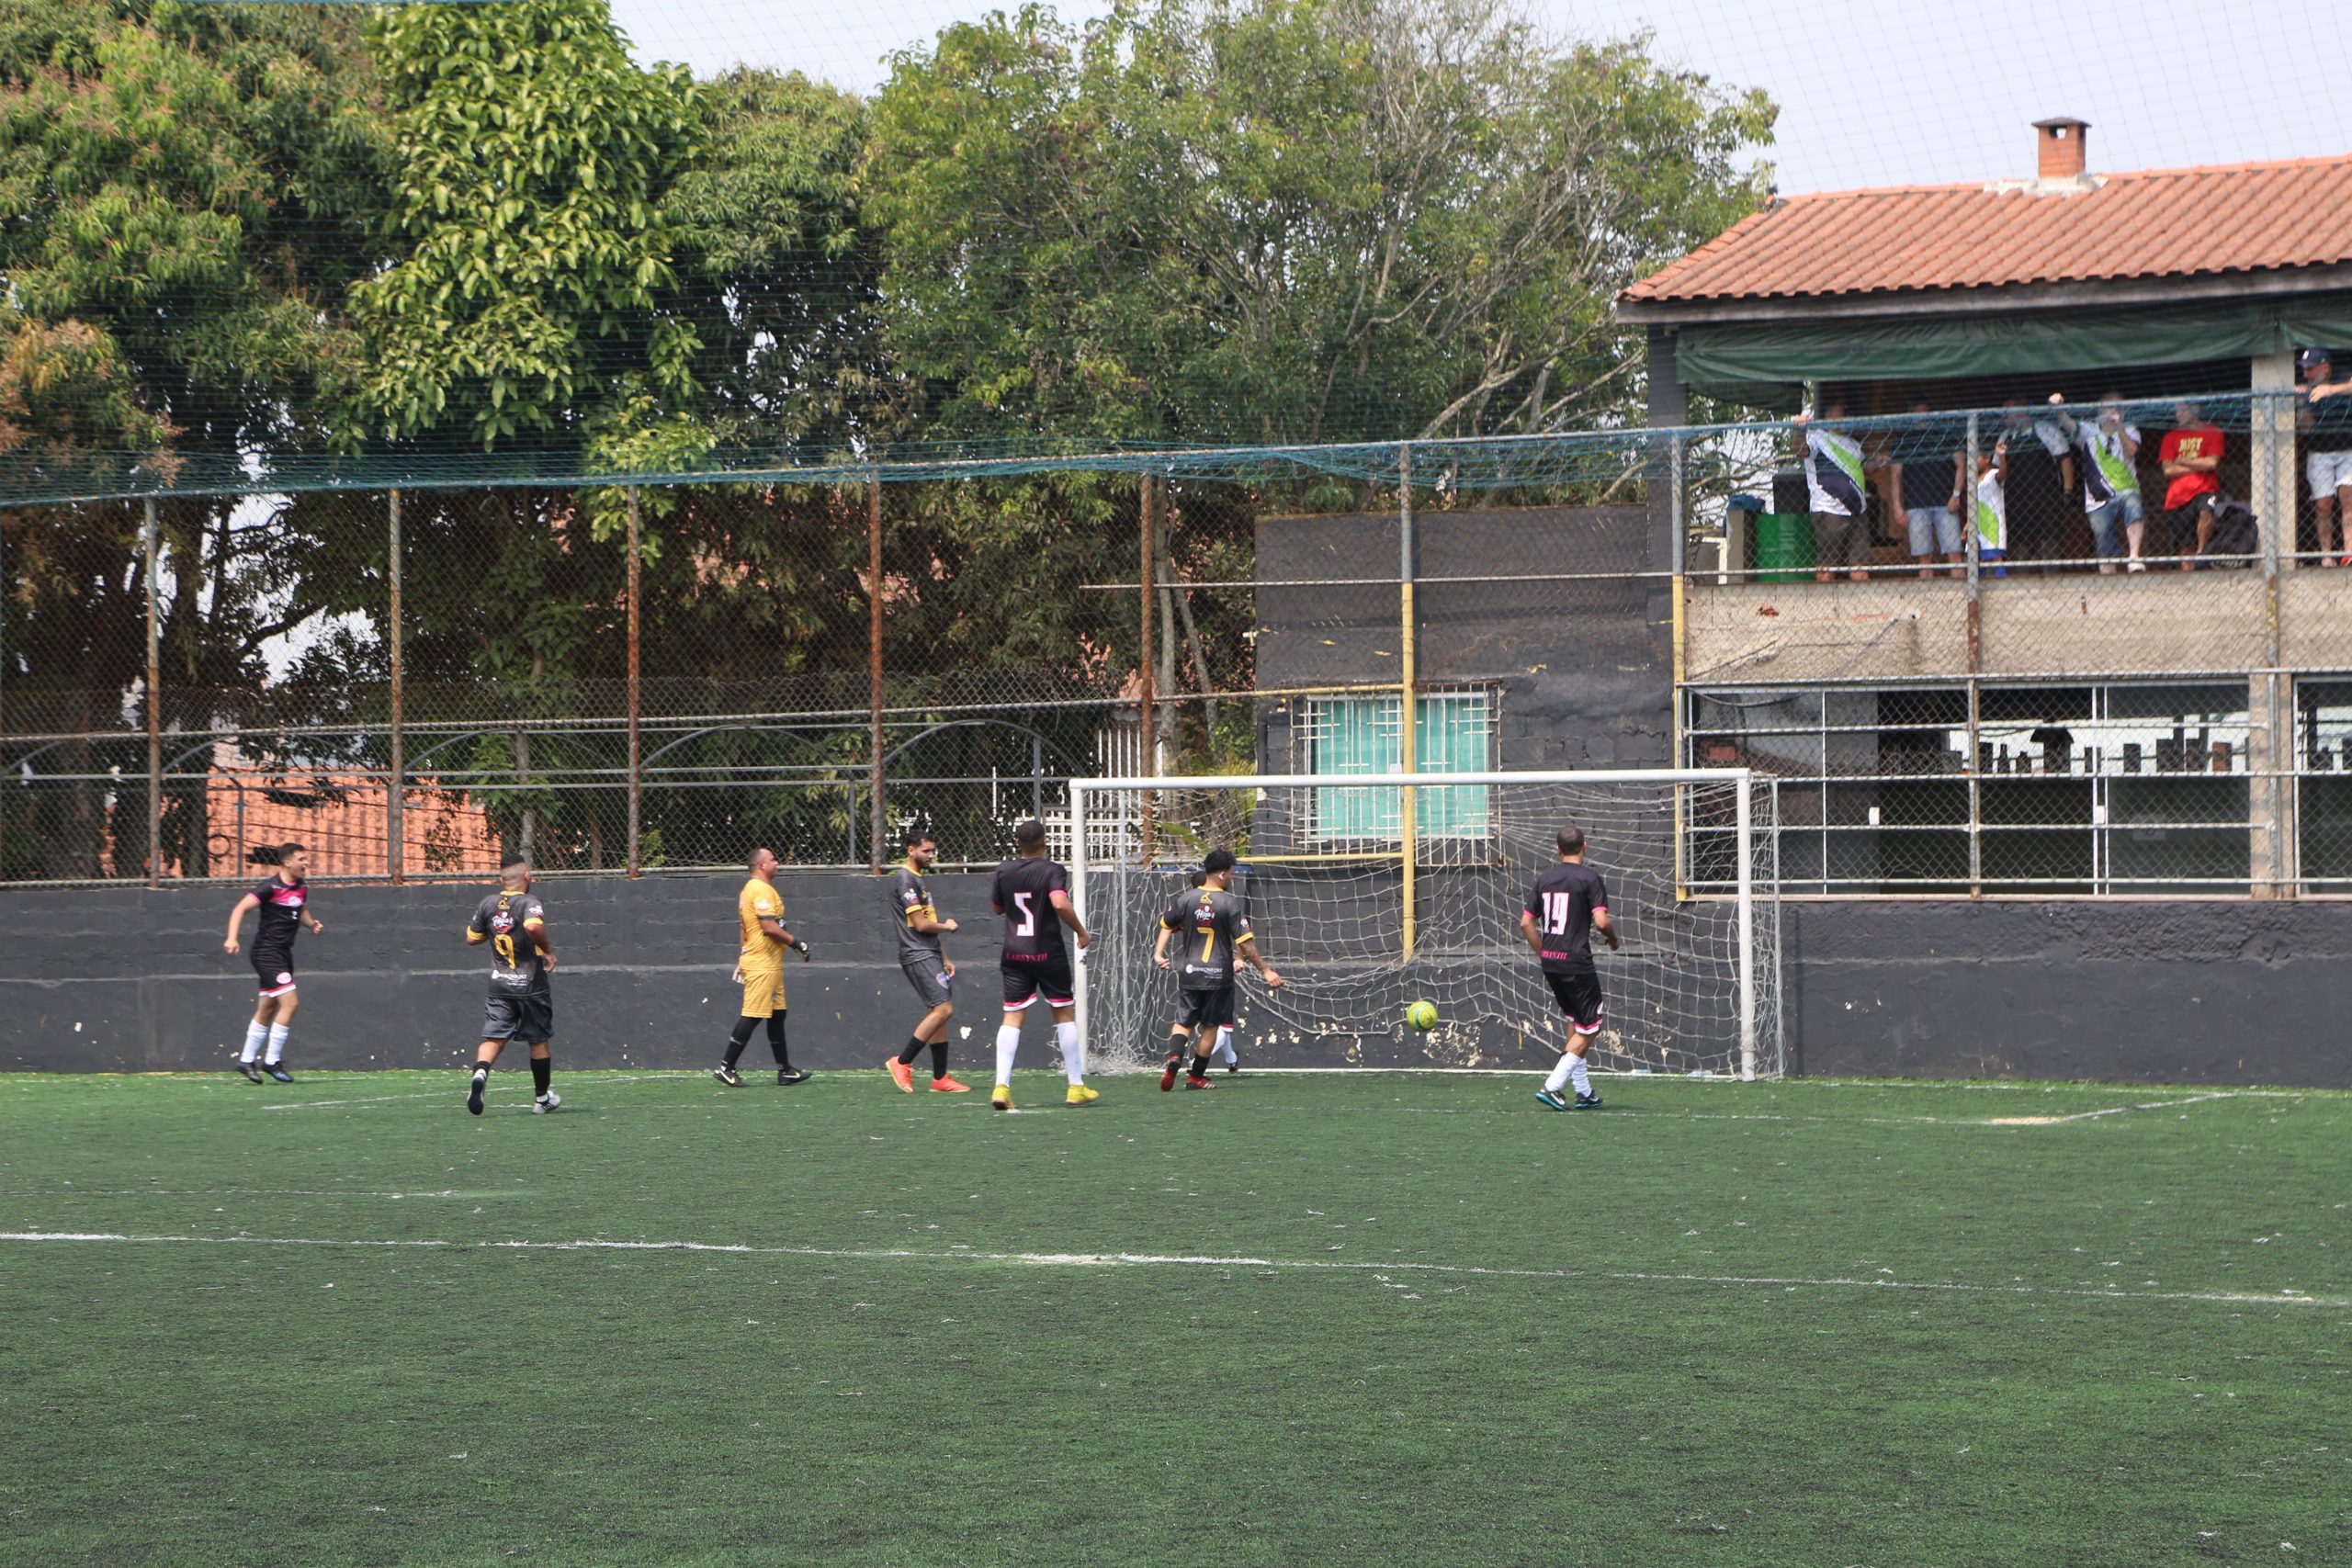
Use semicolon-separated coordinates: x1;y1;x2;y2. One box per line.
1012;891;1036;937
1542;891;1573;935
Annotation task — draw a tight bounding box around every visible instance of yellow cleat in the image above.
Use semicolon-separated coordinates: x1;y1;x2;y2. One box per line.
991;1083;1012;1111
1065;1083;1100;1107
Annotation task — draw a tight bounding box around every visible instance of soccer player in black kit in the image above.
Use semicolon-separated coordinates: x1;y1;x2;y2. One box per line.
462;855;560;1115
221;841;322;1082
1520;825;1619;1111
1154;848;1282;1090
989;818;1097;1110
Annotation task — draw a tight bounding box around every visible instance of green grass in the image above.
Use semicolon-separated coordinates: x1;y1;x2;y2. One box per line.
3;1068;2347;1567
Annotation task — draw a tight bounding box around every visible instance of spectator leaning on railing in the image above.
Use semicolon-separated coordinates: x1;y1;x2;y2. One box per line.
1792;400;1876;583
1999;400;2075;570
2049;390;2144;574
1893;400;1965;580
2298;348;2352;567
2158;400;2223;570
1973;437;2010;577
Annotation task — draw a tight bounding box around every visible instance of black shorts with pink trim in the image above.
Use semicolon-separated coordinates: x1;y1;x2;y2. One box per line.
1545;967;1605;1034
1000;953;1076;1010
253;948;298;998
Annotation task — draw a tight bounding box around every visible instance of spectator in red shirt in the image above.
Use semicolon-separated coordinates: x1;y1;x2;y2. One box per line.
2158;401;2223;570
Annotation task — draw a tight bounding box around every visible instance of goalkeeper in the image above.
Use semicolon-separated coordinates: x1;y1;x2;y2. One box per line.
716;846;813;1087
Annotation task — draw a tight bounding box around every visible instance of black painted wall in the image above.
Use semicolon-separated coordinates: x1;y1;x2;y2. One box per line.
0;873;1023;1076
0;874;2344;1084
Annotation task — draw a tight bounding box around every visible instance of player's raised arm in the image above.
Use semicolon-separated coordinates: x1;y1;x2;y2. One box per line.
223;891;259;955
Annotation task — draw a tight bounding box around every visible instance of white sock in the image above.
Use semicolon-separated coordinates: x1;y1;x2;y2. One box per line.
995;1024;1021;1087
264;1023;290;1066
1212;1027;1237;1064
1057;1021;1084;1085
240;1022;266;1064
1544;1053;1575;1094
1567;1050;1592;1098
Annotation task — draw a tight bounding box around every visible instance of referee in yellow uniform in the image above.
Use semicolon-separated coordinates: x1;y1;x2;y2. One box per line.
714;846;811;1087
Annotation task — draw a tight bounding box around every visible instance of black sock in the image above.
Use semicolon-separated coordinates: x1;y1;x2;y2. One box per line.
1168;1035;1189;1063
471;1063;489;1079
898;1035;925;1066
531;1055;551;1095
1190;1051;1212;1078
929;1040;949;1080
725;1016;757;1066
766;1014;791;1070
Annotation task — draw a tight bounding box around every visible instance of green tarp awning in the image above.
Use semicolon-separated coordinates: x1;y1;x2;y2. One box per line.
1675;292;2352;403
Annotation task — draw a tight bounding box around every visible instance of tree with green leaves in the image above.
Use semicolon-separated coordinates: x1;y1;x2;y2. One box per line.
864;0;1774;446
0;0;389;878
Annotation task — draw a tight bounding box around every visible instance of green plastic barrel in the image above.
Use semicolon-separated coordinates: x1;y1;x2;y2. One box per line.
1753;512;1814;582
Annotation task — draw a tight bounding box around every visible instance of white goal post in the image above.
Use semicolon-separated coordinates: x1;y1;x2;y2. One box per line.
1068;769;1780;1079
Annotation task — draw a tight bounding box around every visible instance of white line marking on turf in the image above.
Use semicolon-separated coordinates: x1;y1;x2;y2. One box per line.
0;1231;2336;1308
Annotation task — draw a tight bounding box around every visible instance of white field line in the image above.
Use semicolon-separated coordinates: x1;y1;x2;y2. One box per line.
1;1189;480;1199
0;1230;2337;1309
1398;1091;2251;1127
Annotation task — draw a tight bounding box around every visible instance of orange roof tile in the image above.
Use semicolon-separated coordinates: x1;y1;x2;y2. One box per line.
1622;155;2352;309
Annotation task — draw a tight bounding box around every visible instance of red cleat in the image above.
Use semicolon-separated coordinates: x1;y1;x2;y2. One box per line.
1160;1055;1182;1092
930;1075;972;1093
887;1057;914;1093
1183;1074;1216;1090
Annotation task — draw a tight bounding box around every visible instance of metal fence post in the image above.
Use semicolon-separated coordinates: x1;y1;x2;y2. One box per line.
626;485;642;878
1963;413;1982;674
1398;444;1417;960
387;489;403;885
1139;473;1158;863
144;497;161;886
867;475;884;873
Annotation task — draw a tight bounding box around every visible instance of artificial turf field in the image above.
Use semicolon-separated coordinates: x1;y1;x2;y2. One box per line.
3;1069;2346;1567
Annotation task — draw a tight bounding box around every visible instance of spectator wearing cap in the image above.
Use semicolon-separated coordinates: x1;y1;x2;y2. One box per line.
2299;348;2352;566
1792;400;1877;582
1892;400;1965;579
2157;401;2224;570
2049;390;2144;573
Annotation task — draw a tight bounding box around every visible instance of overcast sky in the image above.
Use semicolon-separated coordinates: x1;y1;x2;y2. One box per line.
607;0;2351;193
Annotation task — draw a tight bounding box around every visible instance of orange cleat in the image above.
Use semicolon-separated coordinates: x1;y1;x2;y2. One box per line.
887;1057;915;1093
930;1075;973;1093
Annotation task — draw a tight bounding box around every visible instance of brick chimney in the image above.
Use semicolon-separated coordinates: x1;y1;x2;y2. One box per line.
2034;118;2090;181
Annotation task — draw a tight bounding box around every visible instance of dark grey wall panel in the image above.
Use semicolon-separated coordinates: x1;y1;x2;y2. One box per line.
1783;899;2350;1087
4;869;2344;1087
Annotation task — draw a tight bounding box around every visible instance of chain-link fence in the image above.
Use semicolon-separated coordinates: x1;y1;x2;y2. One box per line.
12;386;2352;894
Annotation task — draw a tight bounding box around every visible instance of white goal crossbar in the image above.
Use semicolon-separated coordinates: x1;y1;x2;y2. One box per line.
1069;768;1773;1079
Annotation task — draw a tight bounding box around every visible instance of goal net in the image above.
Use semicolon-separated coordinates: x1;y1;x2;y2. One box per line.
1069;770;1780;1079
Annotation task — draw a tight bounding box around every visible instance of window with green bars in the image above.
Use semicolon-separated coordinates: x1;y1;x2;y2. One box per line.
1300;692;1493;841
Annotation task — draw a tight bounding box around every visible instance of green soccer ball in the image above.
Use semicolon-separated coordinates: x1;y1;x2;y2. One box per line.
1407;1000;1439;1032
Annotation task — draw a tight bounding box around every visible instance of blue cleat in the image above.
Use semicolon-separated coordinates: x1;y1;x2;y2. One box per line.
1534;1089;1568;1111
